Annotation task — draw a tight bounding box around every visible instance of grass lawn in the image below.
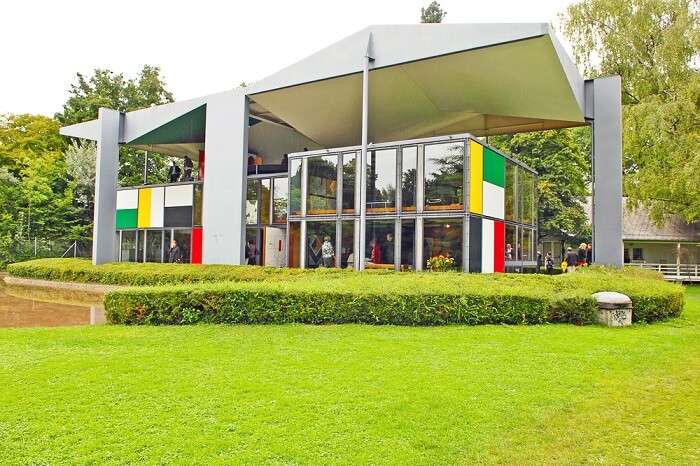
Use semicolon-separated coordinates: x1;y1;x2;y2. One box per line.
1;287;698;465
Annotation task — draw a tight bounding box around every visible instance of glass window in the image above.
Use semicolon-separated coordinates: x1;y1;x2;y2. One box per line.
401;147;417;212
246;179;258;225
519;168;535;225
145;230;163;262
306;221;336;268
193;184;203;226
423;218;463;269
289;159;303;216
245;228;260;265
633;247;644;261
505;161;516;222
521;228;533;262
342;152;356;214
367;149;396;214
307;155;338;215
288;222;301;268
505;224;516;262
272;178;288;224
341;220;355;269
365;220;395;267
260;179;271;225
173;229;191;263
424;142;464;211
400;219;415;271
162;230;171;262
120;230;137;262
137;230;145;262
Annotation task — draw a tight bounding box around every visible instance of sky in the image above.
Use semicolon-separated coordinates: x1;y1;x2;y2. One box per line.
1;0;578;116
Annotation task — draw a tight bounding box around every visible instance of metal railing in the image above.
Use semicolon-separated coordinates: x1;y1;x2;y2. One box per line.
627;262;700;282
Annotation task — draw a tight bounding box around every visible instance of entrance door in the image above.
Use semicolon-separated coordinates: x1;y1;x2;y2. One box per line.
264;226;286;267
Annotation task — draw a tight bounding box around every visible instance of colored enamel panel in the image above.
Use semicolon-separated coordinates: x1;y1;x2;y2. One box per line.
191;227;203;264
149;187;164;228
116;209;137;229
481;218;495;273
482;181;505;219
116;189;138;210
469;140;483;214
468;216;482;273
137;188;152;228
483;147;505;188
165;184;193;207
164;206;193;227
494;221;505;273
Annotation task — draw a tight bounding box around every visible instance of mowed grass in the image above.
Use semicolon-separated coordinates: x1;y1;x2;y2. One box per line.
0;288;698;465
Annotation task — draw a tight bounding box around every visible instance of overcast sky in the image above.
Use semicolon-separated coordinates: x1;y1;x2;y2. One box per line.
1;0;578;116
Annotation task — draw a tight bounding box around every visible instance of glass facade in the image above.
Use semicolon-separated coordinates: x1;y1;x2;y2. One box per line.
365;219;395;267
306;221;336;268
289;158;302;216
401;147;417;212
342;152;356;214
272;177;288;224
424;142;464;211
423;218;463;269
307;155;337;215
367;149;396;214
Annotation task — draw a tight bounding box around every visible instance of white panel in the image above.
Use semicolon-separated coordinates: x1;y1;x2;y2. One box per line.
150;187;164;228
264;227;286;267
482;182;505;219
116;189;138;210
164;184;193;207
481;218;494;273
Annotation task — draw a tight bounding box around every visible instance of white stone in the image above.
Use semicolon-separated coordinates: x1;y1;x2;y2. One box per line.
592;291;632;305
592;291;632;326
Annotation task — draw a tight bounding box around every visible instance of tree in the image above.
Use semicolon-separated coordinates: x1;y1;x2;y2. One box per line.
561;0;700;223
490;128;592;243
421;1;447;23
64;139;97;238
56;65;175;187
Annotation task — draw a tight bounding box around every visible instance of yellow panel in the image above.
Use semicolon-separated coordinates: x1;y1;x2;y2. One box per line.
137;188;152;228
469;140;483;214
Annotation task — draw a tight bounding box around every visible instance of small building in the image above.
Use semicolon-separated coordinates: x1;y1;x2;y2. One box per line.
59;23;624;270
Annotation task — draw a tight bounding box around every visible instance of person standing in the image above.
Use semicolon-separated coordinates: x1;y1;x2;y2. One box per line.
168;160;181;183
168;239;183;263
182;155;193;181
545;252;554;274
505;243;513;261
586;243;593;265
565;247;578;273
383;232;395;265
321;235;335;267
245;239;258;265
577;242;587;267
536;250;542;273
369;238;381;264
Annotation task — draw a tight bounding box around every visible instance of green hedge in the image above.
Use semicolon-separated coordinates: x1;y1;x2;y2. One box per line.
103;267;684;326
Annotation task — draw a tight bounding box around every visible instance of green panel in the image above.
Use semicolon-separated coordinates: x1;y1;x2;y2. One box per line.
116;209;138;229
128;105;206;145
483;147;505;188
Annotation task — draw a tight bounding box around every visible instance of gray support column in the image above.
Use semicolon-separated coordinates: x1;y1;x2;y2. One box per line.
202;91;248;264
92;108;122;265
585;76;623;267
358;51;371;271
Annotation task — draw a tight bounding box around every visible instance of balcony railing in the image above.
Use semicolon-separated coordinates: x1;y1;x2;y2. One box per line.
627;262;700;282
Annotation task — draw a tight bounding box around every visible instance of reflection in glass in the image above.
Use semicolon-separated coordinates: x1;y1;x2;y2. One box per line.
137;230;145;262
307;155;338;215
246;179;258;225
272;178;288;224
288;222;301;268
400;219;415;270
341;220;354;268
401;147;417;211
173;229;192;263
423;218;463;268
193;184;203;226
120;230;137;262
505;224;516;262
245;228;260;265
367;149;396;213
306;221;336;268
289;158;302;216
342;152;356;214
365;220;395;267
424;142;464;211
145;230;163;262
519;169;535;225
260;179;271;225
505;161;516;221
522;228;534;261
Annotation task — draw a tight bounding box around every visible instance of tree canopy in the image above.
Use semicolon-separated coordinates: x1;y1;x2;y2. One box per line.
421;1;446;23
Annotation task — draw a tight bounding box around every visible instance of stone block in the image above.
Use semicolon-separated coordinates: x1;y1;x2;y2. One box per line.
592;291;632;327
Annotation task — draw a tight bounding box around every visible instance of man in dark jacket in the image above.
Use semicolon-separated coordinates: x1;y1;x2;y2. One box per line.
586;243;593;265
565;247;578;273
168;239;183;263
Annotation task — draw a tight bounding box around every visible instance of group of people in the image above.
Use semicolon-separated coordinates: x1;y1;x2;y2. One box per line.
167;156;194;183
562;242;593;273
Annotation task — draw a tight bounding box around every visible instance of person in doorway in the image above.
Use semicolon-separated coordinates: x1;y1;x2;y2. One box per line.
168;239;183;263
586;243;593;265
383;232;395;265
321;235;335;267
505;243;513;261
545;252;554;274
168;160;181;183
565;247;578;273
577;242;588;266
182;155;193;181
245;239;258;265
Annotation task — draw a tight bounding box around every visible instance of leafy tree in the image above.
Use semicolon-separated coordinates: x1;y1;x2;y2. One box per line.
561;0;700;223
421;1;447;23
0;114;65;177
64;139;97;238
490;128;592;242
56;65;175;187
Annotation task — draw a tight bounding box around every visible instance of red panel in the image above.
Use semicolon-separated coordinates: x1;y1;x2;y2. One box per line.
493;221;505;273
191;227;203;264
198;150;205;181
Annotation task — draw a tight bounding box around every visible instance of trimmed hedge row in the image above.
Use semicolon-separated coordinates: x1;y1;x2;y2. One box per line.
103;267;684;326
